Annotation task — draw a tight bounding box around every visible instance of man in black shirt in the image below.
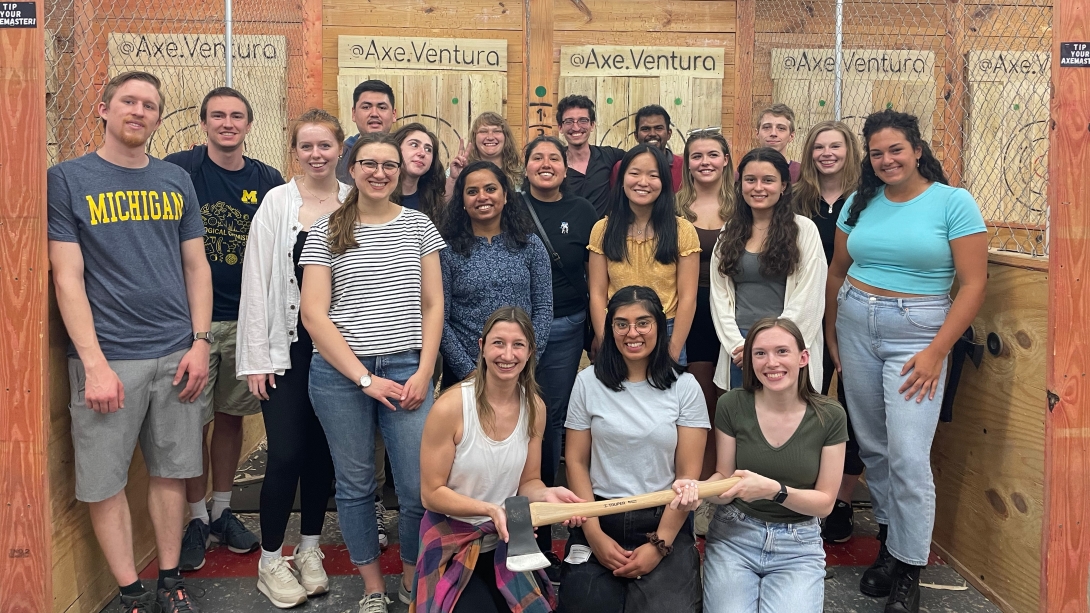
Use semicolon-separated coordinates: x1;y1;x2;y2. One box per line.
165;87;284;572
557;95;625;217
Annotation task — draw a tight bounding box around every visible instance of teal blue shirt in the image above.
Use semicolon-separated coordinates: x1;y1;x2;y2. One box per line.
836;183;985;295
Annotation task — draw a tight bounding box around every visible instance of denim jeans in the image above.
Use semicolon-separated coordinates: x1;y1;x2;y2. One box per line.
665;318;688;366
559;506;701;613
728;327;750;389
835;282;950;566
703;505;825;613
535;310;587;551
308;351;432;566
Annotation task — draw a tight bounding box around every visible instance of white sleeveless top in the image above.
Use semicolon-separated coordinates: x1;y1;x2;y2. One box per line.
448;380;531;538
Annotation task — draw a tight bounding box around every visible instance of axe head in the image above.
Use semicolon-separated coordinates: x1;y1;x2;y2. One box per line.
503;495;550;572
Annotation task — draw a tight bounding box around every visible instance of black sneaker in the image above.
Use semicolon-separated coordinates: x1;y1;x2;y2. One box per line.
543;551;562;586
179;519;209;571
822;500;854;543
208;508;260;554
119;591;160;613
157;576;203;613
860;540;897;597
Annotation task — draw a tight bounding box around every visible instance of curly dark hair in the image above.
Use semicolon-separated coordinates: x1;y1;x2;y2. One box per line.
440;160;535;257
716;147;801;278
602;144;680;265
594;286;682;392
845;109;947;227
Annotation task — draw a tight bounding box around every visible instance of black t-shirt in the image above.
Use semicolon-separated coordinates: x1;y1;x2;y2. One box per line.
525;191;598;317
565;145;626;218
812;194;847;264
398;190;421;211
165;146;285;321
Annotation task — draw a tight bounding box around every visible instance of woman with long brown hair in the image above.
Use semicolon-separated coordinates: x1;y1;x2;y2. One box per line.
392;122;447;223
447;112;524;198
414;306;585;613
300;131;446;613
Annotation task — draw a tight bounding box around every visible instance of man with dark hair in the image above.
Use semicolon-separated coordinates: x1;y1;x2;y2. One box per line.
164;87;284;573
557;94;625;217
336;79;397;183
610;104;684;192
48;70;211;613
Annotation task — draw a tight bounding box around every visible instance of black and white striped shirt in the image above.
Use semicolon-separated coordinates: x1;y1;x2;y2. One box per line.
300;207;446;356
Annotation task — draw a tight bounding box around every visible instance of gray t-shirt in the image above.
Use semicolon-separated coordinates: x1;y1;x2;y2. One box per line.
47;153;205;360
565;368;710;499
733;250;787;330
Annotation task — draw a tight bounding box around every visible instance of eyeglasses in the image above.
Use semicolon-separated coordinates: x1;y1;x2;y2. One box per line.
561;117;592;128
354;159;401;173
613;319;654;334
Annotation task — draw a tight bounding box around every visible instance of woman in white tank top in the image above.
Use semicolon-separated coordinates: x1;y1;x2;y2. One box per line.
414;306;586;613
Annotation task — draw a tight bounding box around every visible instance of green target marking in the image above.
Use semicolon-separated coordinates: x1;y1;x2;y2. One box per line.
606;97;614;104
452;97;459;104
674;97;683;106
818;99;826;107
886;102;893;109
535;86;547;97
1013;103;1020;110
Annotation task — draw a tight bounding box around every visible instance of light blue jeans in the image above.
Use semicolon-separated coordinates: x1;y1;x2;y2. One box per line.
703;505;825;613
835;282;950;566
308;351;432;566
666;317;688;366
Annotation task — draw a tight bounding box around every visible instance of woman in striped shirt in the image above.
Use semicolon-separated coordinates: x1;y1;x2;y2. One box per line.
300;132;446;613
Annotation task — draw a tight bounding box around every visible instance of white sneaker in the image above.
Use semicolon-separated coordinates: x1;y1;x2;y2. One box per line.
376;501;389;550
358;592;391;613
257;555;308;609
293;546;329;596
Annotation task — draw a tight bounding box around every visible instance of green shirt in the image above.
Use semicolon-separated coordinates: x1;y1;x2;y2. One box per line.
715;389;848;523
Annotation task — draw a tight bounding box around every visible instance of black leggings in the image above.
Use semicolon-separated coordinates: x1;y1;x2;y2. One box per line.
451;550;510;613
259;327;336;550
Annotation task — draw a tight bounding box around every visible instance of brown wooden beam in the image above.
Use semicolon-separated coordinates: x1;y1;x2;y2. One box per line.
303;0;324;111
731;0;755;155
0;1;52;611
526;0;556;144
941;0;966;186
1044;0;1090;608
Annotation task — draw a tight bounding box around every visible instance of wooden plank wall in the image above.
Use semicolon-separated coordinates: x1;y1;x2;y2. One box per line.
932;256;1047;613
1044;0;1090;609
0;2;52;611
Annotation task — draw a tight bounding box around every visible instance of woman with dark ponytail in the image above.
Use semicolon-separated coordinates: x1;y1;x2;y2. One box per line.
824;110;987;613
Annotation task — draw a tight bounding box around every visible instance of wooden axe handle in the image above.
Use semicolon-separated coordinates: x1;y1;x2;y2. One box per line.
528;477;742;527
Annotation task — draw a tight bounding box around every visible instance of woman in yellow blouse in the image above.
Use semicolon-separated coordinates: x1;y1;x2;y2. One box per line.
588;144;700;364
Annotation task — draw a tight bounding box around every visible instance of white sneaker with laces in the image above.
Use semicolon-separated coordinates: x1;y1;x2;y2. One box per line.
358;592;391;613
376;501;389;549
293;546;329;596
257;555;308;609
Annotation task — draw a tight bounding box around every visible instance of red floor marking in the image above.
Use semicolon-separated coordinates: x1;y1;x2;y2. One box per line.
142;536;941;579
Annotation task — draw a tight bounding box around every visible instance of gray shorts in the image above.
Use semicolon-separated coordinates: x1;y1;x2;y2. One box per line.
68;348;205;503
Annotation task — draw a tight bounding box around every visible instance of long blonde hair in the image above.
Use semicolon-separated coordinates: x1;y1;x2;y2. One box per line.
470;306;541;439
326;132;401;255
676;131;735;223
794;121;862;217
468;112;523;188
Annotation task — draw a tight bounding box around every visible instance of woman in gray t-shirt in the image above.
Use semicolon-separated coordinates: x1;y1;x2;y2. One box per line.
561;285;709;613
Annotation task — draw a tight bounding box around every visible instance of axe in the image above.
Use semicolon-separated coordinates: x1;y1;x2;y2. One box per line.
504;476;742;572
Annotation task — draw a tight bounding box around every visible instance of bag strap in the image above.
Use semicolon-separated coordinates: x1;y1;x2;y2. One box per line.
522;194;585;294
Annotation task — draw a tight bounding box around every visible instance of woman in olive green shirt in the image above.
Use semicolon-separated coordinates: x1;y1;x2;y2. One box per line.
672;316;846;613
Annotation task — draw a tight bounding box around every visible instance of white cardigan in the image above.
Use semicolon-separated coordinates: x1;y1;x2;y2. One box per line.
235;178;352;378
709;214;828;390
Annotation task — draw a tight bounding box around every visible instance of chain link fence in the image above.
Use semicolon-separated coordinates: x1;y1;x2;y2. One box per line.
44;0;308;176
751;0;1051;256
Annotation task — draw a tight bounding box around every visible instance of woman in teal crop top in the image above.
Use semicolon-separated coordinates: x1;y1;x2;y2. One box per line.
823;110;987;613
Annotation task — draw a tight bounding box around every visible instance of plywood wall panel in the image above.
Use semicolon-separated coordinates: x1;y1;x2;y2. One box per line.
553;0;737;32
322;0;523;30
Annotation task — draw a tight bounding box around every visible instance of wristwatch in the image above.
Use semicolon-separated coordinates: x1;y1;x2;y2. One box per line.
192;331;215;344
358;372;373;389
773;482;789;504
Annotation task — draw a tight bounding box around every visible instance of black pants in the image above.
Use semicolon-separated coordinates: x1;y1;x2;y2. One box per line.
559;506;702;613
259;326;336;550
450;550;516;613
822;324;865;476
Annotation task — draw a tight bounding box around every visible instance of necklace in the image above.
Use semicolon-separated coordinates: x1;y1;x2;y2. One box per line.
300;179;337;205
753;223;770;231
633;220;652;236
